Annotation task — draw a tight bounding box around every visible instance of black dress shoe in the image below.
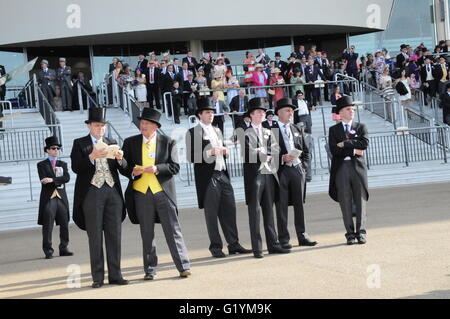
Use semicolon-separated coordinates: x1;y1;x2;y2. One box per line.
109;278;129;285
92;281;104;288
347;237;357;245
59;250;74;257
211;251;226;258
144;274;154;280
281;243;293;249
253;251;264;258
299;239;318;247
357;234;367;244
268;246;291;254
228;245;252;255
45;254;53;259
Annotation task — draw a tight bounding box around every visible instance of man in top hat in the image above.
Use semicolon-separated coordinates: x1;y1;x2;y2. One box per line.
396;44;409;69
273;98;317;249
56;58;73;112
274;52;287;76
37;136;73;259
186;98;251;258
328;96;369;245
121;108;191;279
36;59;56;110
70;107;129;288
293;90;314;134
240;97;289;258
262;110;279;129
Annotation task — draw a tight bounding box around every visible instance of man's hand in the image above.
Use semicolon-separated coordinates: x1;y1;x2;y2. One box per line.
143;165;158;174
355;149;364;156
337;142;345;148
41;178;53;184
114;150;124;161
89;147;108;161
133;166;143;177
282;154;295;163
312;106;317;111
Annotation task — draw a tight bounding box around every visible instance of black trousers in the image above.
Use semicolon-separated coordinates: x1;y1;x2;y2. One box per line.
276;165;309;245
83;184;123;283
134;190;190;274
247;173;279;253
42;197;69;256
212;116;224;135
203;171;240;253
147;83;161;109
423;80;437;104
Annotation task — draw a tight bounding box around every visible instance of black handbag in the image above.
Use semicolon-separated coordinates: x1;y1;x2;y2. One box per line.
395;81;409;96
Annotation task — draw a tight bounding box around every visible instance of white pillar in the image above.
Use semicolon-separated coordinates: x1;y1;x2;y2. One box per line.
189;40;203;59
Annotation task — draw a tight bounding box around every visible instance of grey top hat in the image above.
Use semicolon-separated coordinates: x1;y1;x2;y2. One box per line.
41;59;49;65
59;57;66;62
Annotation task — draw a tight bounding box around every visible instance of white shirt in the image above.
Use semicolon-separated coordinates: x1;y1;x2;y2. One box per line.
425;64;434;81
341;121;353;161
199;121;225;171
297;99;309;116
280;122;300;166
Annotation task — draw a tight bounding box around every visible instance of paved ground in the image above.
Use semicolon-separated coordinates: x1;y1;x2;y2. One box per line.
1;182;450;299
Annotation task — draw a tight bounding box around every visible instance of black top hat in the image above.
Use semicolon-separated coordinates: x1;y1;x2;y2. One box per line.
295;90;304;96
195;97;216;116
335;95;354;113
245;97;267;118
266;110;275;117
85;107;107;124
400;44;408;50
275;98;296;115
44;136;61;152
275;52;281;57
138;108;162;128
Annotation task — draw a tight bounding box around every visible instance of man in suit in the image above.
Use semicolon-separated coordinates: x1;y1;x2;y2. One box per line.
186;99;251;258
292;90;314;134
161;65;183;117
56;58;73;111
36;60;56;110
435;56;449;95
274;52;288;77
183;72;198;116
262;110;279;129
173;58;181;75
305;57;325;108
273;98;317;249
240;97;289;258
296;45;308;60
122;108;191;279
396;44;409;69
183;51;198;76
211;92;229;134
136;54;148;73
328;96;369;245
70;107;129;288
229;89;248;129
146;60;162;110
38;136;73;259
109;58;119;73
342;46;359;78
441;83;450;125
315;51;330;101
420;57;438;105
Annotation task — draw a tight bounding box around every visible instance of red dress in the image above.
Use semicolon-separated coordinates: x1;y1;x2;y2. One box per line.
270;75;285;106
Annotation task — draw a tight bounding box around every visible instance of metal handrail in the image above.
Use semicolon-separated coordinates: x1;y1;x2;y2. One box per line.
0;100;14;128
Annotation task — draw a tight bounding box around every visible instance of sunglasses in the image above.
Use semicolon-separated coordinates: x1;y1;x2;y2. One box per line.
49;147;61;150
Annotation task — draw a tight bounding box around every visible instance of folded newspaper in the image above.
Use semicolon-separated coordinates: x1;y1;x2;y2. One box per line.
289;148;302;158
94;140;120;159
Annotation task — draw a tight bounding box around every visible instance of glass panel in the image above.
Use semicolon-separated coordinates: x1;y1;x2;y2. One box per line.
0;49;28;99
350;0;436;56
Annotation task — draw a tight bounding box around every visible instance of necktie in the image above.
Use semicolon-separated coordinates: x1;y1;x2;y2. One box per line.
150;69;154;82
345;124;349;135
284;125;290;138
51;159;56;170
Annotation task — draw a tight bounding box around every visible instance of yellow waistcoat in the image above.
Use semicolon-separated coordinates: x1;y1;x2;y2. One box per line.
133;139;163;194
